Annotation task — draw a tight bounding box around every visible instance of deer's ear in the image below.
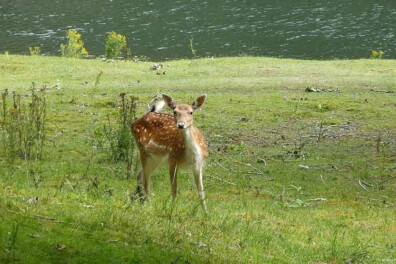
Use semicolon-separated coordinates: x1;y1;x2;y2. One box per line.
162;94;175;109
192;94;207;109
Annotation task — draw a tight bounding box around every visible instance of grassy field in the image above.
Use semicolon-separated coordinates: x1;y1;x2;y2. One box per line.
0;54;395;263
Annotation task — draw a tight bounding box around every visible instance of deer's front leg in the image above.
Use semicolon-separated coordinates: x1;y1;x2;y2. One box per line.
193;165;207;212
169;163;178;200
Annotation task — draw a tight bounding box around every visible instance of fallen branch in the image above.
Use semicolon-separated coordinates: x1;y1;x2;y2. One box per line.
207;175;237;186
244;162;265;175
7;210;68;224
65;178;75;192
245;171;264;175
307;198;328;202
358;179;373;191
320;174;327;186
32;214;66;223
232;161;267;176
213;160;233;172
370;89;394;93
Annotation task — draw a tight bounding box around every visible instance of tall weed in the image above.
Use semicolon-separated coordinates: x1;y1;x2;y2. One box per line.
28;46;41;56
94;93;138;179
0;84;46;161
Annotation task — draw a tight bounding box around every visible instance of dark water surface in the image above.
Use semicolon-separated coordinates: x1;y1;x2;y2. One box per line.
1;0;395;60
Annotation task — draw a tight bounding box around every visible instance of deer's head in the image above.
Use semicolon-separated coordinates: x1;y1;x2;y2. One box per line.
162;94;207;129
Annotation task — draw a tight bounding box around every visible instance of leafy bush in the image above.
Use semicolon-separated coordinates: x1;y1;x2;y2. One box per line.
60;29;88;58
371;50;384;59
105;31;127;59
29;46;41;56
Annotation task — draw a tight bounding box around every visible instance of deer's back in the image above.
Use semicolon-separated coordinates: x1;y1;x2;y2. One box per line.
132;112;207;164
132;112;182;162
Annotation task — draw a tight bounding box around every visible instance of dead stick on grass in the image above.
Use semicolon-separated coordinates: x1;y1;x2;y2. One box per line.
213;160;232;172
307;198;328;202
32;214;67;224
235;161;265;176
209;161;238;186
7;210;67;224
213;159;269;184
65;178;75;192
358;179;373;191
320;174;327;186
245;163;264;175
207;175;237;186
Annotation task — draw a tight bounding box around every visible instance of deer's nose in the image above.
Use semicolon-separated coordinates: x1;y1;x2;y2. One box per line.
177;122;186;129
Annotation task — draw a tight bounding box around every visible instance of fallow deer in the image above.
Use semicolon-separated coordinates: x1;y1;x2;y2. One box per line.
132;94;208;210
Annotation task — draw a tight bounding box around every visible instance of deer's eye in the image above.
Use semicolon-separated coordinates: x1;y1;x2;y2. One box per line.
173;111;177;116
189;112;193;115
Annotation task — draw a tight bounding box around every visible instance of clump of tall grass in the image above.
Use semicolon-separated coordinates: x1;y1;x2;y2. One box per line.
94;93;139;179
370;50;384;59
0;84;46;162
28;46;41;56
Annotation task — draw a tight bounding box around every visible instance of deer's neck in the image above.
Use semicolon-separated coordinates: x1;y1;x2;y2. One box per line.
181;126;203;164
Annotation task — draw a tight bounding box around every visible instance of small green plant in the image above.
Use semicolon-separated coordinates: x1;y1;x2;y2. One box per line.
370;50;384;59
189;37;197;58
28;46;41;56
105;31;127;59
60;29;88;58
90;70;103;102
94;70;103;88
228;141;245;153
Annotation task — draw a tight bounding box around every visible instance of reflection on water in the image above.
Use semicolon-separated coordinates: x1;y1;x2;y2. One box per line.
1;0;395;60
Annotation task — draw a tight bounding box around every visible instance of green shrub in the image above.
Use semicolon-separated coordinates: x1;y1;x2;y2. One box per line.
371;50;384;59
60;29;88;58
29;46;41;56
105;31;127;59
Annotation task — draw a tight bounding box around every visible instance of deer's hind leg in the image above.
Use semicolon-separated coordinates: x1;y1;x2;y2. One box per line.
134;154;165;201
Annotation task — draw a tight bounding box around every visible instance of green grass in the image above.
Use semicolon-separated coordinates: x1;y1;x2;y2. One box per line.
1;54;395;263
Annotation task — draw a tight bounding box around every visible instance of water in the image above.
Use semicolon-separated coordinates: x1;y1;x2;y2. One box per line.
1;0;395;60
